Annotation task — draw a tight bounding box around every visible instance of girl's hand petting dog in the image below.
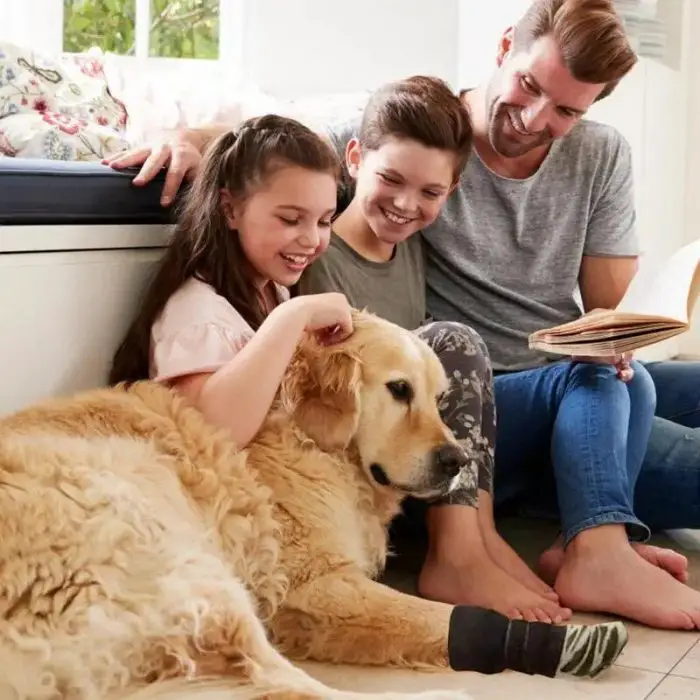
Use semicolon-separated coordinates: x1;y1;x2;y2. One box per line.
287;293;354;345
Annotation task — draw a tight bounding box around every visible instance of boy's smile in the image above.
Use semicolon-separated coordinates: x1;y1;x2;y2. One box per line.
348;136;457;245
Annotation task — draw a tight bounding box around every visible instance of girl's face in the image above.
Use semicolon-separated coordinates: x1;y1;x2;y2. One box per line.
222;165;337;287
347;136;458;245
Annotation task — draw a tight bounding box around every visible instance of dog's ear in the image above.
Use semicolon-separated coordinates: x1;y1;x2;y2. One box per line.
280;336;362;451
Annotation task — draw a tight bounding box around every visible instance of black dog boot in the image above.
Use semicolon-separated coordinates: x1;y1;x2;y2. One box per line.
448;606;628;678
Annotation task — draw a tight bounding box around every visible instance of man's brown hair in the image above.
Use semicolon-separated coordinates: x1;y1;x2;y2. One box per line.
513;0;638;100
359;75;473;178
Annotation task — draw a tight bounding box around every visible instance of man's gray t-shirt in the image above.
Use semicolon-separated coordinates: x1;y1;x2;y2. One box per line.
326;119;639;370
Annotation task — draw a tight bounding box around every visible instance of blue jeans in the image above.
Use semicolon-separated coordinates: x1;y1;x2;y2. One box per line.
635;361;700;531
492;359;656;544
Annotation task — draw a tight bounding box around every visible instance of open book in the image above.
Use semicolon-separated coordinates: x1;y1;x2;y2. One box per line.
528;238;700;357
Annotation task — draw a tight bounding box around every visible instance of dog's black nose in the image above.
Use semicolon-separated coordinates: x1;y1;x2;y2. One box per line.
432;443;467;478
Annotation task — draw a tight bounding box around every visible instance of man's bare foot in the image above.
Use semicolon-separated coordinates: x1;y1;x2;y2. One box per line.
480;526;560;601
539;537;689;586
554;526;700;630
636;543;690;583
418;551;572;623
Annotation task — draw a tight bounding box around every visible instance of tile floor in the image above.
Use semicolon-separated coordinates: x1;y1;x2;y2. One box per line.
300;519;700;699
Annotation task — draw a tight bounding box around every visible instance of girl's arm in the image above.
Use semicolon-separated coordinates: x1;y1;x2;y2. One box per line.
172;294;351;449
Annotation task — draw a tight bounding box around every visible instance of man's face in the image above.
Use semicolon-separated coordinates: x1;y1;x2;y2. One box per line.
485;33;606;158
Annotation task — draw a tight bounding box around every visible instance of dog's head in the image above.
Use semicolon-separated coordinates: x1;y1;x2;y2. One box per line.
279;310;468;499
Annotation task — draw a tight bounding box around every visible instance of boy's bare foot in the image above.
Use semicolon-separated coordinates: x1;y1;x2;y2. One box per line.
418;551;572;623
480;526;560;601
474;489;559;601
539;536;689;586
554;526;700;630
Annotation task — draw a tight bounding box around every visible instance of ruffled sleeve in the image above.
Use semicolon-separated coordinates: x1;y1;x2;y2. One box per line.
148;277;256;383
151;322;253;383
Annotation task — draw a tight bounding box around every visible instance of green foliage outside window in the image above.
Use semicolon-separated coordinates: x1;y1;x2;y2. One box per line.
63;0;219;59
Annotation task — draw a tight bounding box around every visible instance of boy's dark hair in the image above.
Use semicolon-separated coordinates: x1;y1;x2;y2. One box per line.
109;114;340;385
359;75;474;178
513;0;637;100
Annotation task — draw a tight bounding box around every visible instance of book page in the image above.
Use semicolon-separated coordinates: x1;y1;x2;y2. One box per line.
616;238;700;322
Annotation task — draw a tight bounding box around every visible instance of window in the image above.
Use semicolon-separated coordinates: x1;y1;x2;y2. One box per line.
63;0;220;59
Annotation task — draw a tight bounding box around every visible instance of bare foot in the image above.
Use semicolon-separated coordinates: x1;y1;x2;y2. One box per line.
480;526;560;601
554;529;700;630
633;543;689;583
539;538;689;586
418;551;572;624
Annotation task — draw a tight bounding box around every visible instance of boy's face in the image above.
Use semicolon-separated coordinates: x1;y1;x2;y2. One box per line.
347;136;457;245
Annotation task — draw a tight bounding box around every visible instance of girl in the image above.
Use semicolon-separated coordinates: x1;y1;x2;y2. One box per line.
296;76;571;623
109;114;353;451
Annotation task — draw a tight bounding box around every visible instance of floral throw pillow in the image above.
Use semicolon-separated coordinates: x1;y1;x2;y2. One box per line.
0;42;129;160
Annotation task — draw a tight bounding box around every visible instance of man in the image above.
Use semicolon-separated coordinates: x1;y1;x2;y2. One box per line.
104;0;700;629
415;0;700;630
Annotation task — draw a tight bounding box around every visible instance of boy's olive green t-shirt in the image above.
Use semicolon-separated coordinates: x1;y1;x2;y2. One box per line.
297;232;427;331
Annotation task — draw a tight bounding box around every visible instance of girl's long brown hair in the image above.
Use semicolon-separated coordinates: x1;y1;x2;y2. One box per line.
109;114;340;385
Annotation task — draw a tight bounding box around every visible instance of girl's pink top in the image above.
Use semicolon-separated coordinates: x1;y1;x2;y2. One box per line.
149;277;289;382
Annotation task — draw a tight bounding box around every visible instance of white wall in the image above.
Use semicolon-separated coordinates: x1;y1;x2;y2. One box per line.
244;0;460;97
0;0;63;55
457;1;532;87
679;0;700;356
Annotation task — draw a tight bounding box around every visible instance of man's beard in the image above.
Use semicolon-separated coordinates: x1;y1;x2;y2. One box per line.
485;79;552;158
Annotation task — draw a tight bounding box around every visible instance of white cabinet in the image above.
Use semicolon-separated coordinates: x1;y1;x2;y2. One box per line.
0;225;167;415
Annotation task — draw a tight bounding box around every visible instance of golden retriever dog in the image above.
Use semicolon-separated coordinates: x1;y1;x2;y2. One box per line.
0;310;628;700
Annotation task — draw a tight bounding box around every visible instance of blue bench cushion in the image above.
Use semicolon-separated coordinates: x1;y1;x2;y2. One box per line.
0;158;180;225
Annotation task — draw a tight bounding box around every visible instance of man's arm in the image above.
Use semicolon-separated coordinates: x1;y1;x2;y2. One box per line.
579;128;640;310
104;112;362;207
576;255;638;378
102;122;237;206
574;130;640;374
171;123;235;152
579;254;638;312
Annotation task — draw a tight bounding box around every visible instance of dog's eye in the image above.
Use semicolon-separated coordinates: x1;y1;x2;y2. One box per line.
386;380;413;403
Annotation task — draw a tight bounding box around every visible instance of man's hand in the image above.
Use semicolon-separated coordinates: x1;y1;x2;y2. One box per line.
102;137;203;206
570;308;634;381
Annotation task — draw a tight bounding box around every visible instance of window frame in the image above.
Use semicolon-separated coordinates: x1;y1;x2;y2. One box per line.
57;0;249;82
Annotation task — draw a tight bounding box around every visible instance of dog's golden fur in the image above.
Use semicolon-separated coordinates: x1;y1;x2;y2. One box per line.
0;310;472;700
